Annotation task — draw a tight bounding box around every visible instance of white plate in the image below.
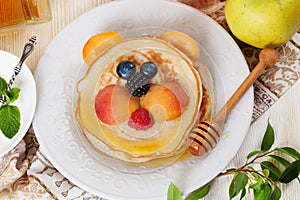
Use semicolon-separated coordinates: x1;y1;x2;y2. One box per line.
33;0;253;199
0;50;36;157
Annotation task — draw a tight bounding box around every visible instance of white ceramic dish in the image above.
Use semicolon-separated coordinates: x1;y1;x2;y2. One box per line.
0;50;36;157
33;0;253;199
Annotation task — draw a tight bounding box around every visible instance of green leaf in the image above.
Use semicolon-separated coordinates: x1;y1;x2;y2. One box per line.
0;105;20;139
260;161;281;181
240;187;246;200
262;169;270;178
167;182;181;200
251;172;261;181
275;147;300;160
268;155;290;168
6;87;20;104
226;168;237;172
269;186;281;200
229;172;248;199
0;77;7;96
249;179;264;190
279;160;300;183
261;120;274;151
247;150;264;159
253;183;272;200
185;184;210;200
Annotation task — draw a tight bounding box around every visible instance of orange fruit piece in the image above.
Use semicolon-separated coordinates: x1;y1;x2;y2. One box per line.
82;32;125;66
140;83;188;121
159;31;200;63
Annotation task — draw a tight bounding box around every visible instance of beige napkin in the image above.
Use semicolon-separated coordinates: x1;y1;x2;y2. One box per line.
1;3;299;199
0;128;100;199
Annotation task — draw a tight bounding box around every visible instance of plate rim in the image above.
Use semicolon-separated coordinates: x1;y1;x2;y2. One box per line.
33;0;253;199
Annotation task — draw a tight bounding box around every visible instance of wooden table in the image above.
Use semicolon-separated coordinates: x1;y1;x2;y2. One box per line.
0;0;299;199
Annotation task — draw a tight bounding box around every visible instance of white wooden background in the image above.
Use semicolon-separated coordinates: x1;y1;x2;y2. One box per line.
0;0;299;199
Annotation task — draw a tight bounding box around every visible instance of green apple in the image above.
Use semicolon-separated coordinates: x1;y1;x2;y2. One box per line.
225;0;300;48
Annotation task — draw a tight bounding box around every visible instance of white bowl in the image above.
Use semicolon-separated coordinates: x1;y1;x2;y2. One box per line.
0;50;36;157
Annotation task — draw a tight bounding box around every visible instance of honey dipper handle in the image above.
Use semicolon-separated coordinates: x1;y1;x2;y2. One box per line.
213;48;278;125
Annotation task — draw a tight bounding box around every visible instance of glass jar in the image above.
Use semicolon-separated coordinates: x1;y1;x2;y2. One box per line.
0;0;52;32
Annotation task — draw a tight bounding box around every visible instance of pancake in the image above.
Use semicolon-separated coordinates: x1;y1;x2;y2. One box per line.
76;33;214;163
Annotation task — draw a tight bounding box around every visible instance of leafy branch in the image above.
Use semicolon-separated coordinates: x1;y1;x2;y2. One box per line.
0;76;21;139
168;120;300;200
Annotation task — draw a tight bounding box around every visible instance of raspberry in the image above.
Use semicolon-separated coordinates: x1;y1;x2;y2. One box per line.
128;108;154;130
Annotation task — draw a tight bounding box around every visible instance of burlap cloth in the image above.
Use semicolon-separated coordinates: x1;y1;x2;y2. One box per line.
0;2;299;199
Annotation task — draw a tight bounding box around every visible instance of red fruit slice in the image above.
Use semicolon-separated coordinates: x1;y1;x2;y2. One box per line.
128;108;154;130
95;85;140;125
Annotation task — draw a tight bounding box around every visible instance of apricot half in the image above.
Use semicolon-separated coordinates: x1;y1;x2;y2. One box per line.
140;83;189;121
159;30;200;63
82;32;124;66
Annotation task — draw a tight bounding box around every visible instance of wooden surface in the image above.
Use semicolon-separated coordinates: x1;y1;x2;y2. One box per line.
0;0;299;199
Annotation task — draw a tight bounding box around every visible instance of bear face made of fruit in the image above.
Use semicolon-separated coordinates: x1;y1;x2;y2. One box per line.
76;30;214;163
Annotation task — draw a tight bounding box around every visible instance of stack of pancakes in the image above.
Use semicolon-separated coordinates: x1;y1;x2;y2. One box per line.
76;31;214;163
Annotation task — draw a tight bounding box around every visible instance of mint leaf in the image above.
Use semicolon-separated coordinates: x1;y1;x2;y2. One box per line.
6;87;20;104
167;182;181;200
0;77;7;96
0;105;21;139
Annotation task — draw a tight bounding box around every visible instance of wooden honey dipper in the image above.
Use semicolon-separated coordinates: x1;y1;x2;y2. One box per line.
187;48;279;157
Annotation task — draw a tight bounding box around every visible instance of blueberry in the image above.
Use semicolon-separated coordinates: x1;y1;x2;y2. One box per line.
117;61;136;80
140;62;158;78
